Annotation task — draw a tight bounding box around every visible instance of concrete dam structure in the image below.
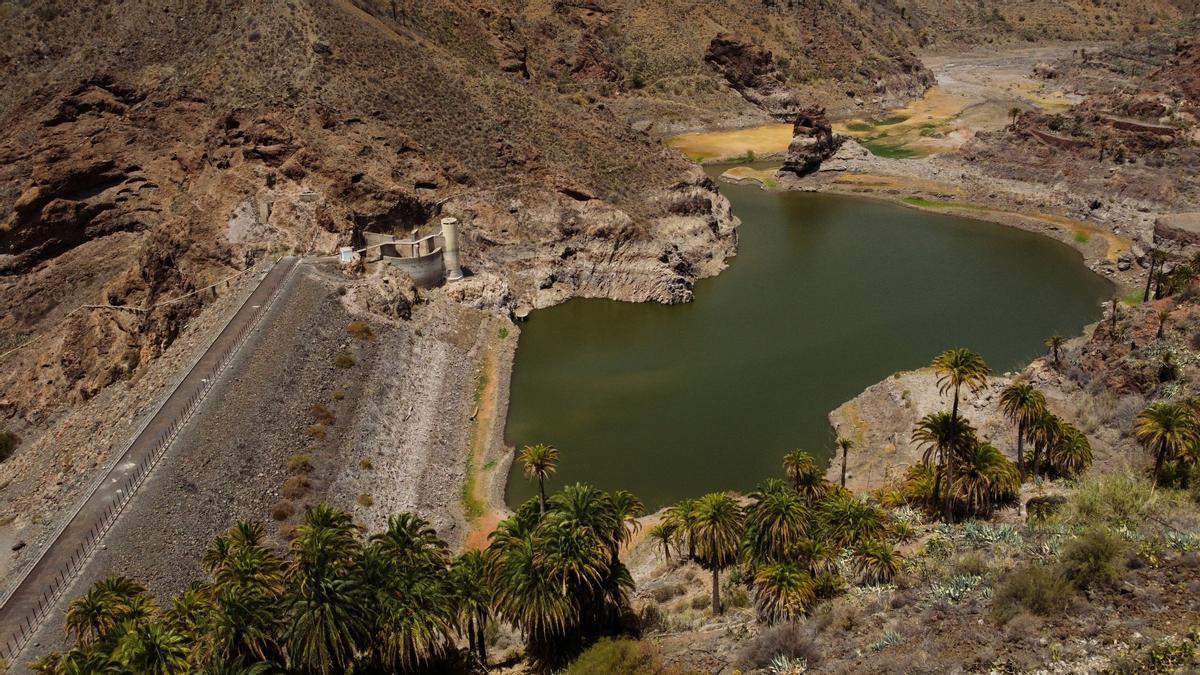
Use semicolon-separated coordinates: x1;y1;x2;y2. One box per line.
360;217;465;288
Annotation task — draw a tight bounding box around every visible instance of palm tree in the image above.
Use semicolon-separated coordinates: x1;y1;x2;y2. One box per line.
752;562;815;623
1135;402;1197;488
367;513;456;671
65;582;132;645
607;490;645;563
1157;309;1171;339
286;505;367;674
743;485;808;567
952;442;1019;517
782;450;829;503
998;381;1046;487
690;492;744;615
931;348;991;521
835;436;855;488
1026;411;1063;482
647;523;675;562
449;550;491;665
911;411;976;522
487;527;574;663
519;443;559;513
664;498;698;560
112;622;190;674
1049;425;1093;478
814;492;887;548
1045;335;1066;366
1144;249;1167;302
852;540;901;585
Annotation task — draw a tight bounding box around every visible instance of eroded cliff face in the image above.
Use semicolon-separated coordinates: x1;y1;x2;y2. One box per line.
780;107;844;176
0;0;740;427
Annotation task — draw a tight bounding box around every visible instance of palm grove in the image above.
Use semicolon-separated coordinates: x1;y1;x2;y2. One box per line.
33;342;1200;673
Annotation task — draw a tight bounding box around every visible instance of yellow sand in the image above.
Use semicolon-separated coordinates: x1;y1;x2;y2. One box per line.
666;123;793;162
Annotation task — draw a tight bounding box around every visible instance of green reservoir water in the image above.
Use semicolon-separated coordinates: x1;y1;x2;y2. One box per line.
504;172;1112;510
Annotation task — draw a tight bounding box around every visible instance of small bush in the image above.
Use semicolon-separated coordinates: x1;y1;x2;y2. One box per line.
992;565;1074;623
305;423;326;440
334;352;356;369
738;623;820;670
360;458;373;470
282;475;310;499
357;494;373;507
347;321;373;340
332;389;345;401
650;584;685;603
566;638;690;675
723;584;750;609
1061;527;1127;590
270;500;294;521
287;454;312;474
639;603;666;633
310;404;336;425
1064;472;1156;528
953;551;989;577
0;430;19;462
689;594;710;610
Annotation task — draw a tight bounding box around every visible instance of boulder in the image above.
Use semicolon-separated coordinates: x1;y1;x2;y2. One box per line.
1154;212;1200;246
779;106;844;177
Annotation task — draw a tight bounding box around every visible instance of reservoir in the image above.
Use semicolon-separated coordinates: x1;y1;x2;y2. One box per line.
504;169;1112;510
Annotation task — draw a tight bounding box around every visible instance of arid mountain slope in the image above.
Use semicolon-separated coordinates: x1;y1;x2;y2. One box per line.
0;0;950;430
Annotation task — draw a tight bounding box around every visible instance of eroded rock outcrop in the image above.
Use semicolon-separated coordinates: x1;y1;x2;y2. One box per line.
780;106;844;176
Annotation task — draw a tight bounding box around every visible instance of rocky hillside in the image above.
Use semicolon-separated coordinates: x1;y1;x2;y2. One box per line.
963;28;1200;212
0;0;949;433
899;0;1200;49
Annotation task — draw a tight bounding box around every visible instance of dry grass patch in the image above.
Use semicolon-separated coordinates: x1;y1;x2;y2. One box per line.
282;475;310;499
347;321;373;340
270;500;295;521
334;352;356;369
310;403;336;425
357;494;373;507
287;454;312;474
305;423;326;440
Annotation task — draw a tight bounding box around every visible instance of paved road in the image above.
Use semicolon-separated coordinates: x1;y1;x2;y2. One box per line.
0;256;299;665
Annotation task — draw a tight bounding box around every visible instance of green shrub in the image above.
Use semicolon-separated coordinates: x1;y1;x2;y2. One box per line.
1060;527;1127;590
722;584;750;609
992;565;1074;623
566;638;692;675
953;551;989;577
1064;472;1156;529
0;430;19;462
